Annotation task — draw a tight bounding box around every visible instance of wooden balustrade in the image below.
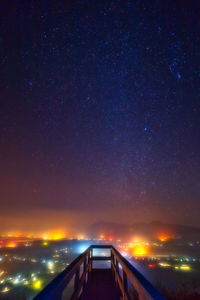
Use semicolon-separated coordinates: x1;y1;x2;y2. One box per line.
33;245;166;300
110;247;166;300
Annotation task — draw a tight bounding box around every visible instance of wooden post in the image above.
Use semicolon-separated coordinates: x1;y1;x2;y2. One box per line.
111;251;114;273
116;259;119;274
115;259;119;283
83;258;87;288
122;270;128;300
74;267;80;293
89;249;92;272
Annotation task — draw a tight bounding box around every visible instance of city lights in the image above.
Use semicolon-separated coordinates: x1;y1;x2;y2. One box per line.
43;232;65;240
5;242;17;248
47;260;54;271
132;244;149;256
77;235;86;240
158;233;174;242
1;286;10;293
33;279;42;290
0;235;199;299
132;236;143;244
148;264;156;268
42;241;49;246
159;262;171;268
0;271;4;277
175;264;191;271
159;235;169;242
99;234;105;240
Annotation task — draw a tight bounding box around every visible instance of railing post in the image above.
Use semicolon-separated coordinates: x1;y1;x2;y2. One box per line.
74;267;80;293
84;258;86;272
83;258;87;288
122;270;128;300
116;259;119;274
115;258;119;283
111;250;114;273
89;248;92;272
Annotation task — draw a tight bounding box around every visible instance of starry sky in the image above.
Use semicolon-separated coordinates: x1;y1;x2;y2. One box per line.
0;0;200;232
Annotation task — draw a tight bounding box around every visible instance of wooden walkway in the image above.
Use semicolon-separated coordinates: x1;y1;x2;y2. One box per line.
80;268;121;300
33;245;166;300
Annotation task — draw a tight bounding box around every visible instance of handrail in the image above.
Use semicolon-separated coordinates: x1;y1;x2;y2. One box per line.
33;245;166;300
111;246;166;300
33;247;92;300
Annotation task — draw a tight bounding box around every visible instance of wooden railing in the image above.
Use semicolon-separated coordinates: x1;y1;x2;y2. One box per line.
33;245;166;300
110;246;165;300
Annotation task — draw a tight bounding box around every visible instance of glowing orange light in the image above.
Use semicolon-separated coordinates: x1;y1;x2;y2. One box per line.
100;234;105;240
14;232;21;238
43;232;65;241
26;234;33;238
148;264;156;268
77;235;85;240
52;232;64;240
6;242;17;248
133;245;149;256
158;235;170;242
132;236;142;243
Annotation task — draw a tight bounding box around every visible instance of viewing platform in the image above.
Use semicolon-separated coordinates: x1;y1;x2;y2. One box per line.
33;245;166;300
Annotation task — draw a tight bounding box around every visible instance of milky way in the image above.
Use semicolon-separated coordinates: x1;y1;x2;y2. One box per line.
0;1;200;229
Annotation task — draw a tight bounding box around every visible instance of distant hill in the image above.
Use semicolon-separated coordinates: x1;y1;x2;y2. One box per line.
87;221;200;241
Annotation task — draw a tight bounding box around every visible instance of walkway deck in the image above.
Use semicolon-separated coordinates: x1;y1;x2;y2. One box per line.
80;268;121;300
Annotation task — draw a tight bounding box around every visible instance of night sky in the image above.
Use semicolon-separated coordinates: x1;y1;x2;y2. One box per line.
0;1;200;232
